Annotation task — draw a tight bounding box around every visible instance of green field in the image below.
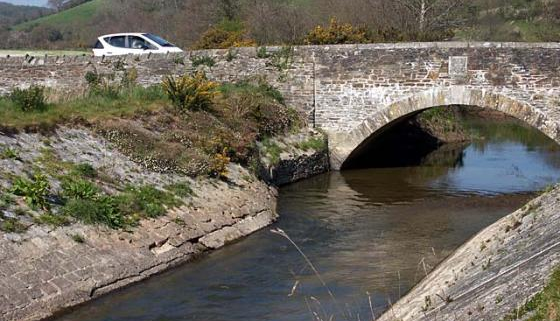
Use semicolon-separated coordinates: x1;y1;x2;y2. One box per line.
13;0;104;31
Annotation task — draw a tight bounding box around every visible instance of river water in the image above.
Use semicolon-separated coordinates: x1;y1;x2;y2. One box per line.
55;115;560;321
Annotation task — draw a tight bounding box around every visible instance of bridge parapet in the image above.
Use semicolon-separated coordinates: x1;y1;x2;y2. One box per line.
3;43;560;169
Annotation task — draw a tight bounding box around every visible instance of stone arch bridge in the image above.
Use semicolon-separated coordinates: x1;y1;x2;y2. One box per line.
2;42;560;169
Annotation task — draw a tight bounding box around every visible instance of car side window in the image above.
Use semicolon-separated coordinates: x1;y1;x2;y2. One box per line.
105;36;126;48
93;40;104;49
128;36;155;50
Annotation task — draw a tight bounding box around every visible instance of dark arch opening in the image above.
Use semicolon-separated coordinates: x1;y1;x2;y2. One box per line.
341;105;521;170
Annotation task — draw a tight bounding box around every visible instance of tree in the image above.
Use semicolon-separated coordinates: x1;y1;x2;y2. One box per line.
394;0;474;35
219;0;240;20
47;0;66;10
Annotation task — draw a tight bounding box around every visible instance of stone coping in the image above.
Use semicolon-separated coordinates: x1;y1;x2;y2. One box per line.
1;42;559;65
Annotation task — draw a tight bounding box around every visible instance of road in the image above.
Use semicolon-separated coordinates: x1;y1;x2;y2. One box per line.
0;50;90;57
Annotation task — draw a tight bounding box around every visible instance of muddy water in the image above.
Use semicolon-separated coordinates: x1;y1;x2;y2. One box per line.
55;116;560;321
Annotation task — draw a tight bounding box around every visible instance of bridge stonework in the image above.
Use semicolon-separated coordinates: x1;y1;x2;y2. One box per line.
2;42;560;169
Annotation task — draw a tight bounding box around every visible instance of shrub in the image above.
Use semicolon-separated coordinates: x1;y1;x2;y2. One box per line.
84;71;121;99
72;163;97;178
252;101;294;136
304;18;370;45
61;178;100;200
9;85;48;112
215;78;299;139
84;71;100;88
226;48;238;62
210;149;231;179
268;46;294;72
11;173;50;209
121;67;138;89
162;72;218;112
256;46;270;59
1;147;19;160
192;20;256;49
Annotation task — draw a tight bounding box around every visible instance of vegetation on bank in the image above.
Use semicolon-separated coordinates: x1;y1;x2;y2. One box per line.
414;106;471;144
502;266;560;321
0;67;305;232
0;155;190;233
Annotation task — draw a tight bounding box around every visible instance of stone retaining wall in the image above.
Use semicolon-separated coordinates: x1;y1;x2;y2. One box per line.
258;129;330;186
0;128;278;321
377;186;560;321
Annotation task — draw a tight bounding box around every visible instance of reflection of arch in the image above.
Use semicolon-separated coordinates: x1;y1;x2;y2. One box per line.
328;87;560;170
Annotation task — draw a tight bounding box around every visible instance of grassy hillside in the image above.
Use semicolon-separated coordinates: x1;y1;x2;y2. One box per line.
0;1;52;28
3;0;559;50
14;0;103;31
454;0;560;42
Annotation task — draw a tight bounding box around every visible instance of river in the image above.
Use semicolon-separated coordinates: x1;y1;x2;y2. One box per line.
54;113;560;321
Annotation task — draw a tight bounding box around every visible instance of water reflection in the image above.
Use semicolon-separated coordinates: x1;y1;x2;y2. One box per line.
54;115;560;321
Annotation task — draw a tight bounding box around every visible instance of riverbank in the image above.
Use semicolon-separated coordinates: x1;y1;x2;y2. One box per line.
49;110;560;321
377;185;560;321
0;127;280;321
0;123;332;321
0;66;331;320
258;128;329;186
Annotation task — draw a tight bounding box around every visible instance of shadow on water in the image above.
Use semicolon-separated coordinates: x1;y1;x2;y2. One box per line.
53;109;560;321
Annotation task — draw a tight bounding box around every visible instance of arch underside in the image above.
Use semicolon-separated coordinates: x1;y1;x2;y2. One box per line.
328;87;560;170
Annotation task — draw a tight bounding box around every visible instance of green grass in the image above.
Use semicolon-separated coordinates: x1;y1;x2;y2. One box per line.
14;0;105;32
1;147;19;160
218;80;285;105
166;183;194;198
34;212;70;227
454;19;560;42
60;180;182;229
72;163;97;179
297;137;326;152
0;85;167;129
116;185;182;218
510;20;560;42
260;138;283;165
0;218;27;233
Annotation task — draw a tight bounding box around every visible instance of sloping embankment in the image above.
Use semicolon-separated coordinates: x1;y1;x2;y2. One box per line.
377;186;560;321
0;127;278;321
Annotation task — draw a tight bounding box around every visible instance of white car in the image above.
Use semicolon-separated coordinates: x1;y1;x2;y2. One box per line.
92;33;183;57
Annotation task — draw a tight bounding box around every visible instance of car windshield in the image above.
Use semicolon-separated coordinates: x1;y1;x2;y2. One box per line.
143;33;175;47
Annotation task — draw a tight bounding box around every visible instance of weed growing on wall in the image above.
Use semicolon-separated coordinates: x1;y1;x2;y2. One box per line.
10;173;51;210
191;55;216;68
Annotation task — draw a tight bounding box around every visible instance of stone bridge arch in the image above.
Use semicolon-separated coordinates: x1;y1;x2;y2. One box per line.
328;87;560;170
